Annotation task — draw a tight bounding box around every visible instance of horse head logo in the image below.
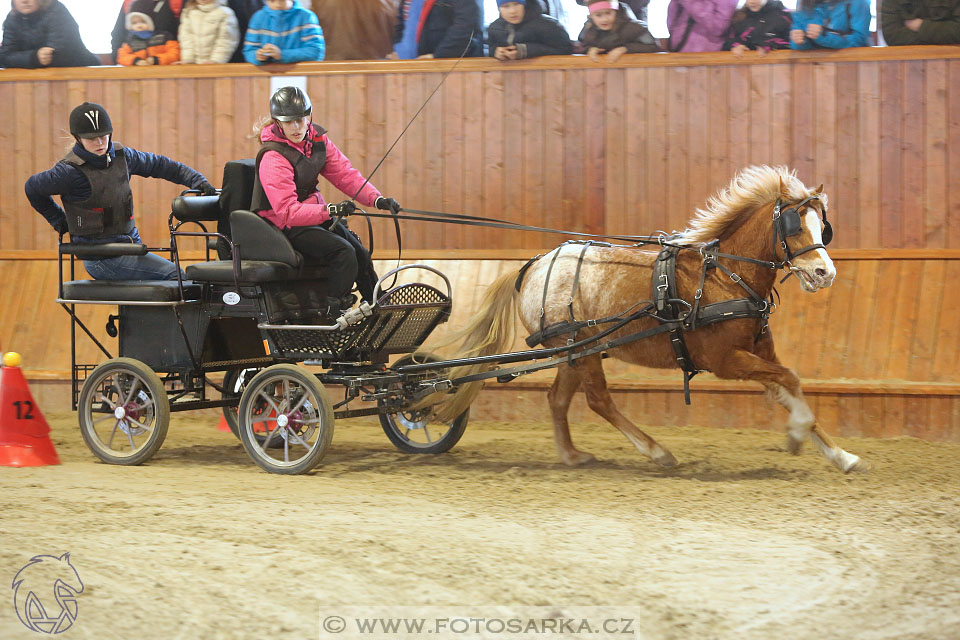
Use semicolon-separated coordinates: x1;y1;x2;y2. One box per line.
11;553;84;634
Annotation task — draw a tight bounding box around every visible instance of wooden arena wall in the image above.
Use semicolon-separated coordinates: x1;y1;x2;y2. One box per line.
0;48;957;441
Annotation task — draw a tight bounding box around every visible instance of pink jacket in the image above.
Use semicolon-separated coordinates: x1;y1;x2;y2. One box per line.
257;123;381;229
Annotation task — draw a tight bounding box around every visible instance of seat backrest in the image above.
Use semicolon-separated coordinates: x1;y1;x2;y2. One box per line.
216;159;257;259
230;210;300;267
171;194;221;223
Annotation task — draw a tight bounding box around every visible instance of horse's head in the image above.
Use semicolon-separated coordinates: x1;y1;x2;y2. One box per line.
775;179;836;292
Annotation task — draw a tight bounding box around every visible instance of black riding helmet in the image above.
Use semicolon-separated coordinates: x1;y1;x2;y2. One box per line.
69;102;113;139
270;86;312;122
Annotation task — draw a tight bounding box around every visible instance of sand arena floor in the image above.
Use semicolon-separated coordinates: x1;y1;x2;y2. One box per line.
1;411;959;640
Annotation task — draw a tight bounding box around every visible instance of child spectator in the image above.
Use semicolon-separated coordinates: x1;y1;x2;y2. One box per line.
488;0;573;62
0;0;100;68
577;0;648;22
178;0;240;64
111;0;182;64
243;0;323;64
387;0;483;59
666;0;738;52
723;0;791;57
790;0;870;49
117;0;181;65
881;0;960;46
579;0;660;63
227;1;263;61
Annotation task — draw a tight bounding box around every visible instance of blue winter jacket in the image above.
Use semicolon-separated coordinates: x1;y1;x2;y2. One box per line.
242;1;324;64
25;141;207;243
791;0;871;49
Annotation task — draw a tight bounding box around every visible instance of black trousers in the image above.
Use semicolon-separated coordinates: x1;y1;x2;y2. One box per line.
284;221;378;303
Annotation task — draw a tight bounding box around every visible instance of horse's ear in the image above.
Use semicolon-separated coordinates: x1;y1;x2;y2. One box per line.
814;183;824;194
778;177;788;196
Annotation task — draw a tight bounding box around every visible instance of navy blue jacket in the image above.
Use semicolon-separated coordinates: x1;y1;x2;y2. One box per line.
394;0;483;58
25;142;207;242
0;0;99;68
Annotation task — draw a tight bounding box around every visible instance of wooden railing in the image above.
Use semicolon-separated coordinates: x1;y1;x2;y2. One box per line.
2;46;960;253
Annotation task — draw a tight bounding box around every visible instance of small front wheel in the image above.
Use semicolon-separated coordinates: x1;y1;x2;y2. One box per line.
379;354;468;454
237;364;334;474
78;357;170;465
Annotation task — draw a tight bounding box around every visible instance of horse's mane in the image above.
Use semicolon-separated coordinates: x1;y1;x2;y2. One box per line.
676;165;824;245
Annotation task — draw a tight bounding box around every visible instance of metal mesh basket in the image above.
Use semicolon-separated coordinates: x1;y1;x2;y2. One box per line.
262;282;451;360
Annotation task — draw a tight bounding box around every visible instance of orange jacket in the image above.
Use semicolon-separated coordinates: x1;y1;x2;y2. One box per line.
117;38;180;65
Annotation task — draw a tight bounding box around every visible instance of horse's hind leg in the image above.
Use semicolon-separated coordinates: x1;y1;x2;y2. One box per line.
577;356;677;467
715;349;869;473
548;364;596;466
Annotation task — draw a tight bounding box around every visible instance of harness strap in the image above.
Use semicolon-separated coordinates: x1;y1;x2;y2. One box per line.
653;244;699;404
538;247;564;337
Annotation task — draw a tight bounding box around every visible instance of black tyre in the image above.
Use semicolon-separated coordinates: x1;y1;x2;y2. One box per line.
221;367;282;448
78;357;170;465
237;364;334;474
379;354;469;454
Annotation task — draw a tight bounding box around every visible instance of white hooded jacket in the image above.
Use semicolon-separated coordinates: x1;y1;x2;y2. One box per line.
178;0;240;64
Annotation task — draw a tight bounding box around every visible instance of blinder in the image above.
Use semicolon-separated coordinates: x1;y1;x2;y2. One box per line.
773;195;832;264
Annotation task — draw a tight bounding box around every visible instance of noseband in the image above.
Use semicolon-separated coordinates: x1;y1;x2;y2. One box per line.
772;195;833;266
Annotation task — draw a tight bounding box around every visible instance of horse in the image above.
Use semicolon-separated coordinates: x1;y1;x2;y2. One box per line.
429;165;869;473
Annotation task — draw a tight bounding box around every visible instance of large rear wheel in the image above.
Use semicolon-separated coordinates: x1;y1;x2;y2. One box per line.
237;364;334;474
78;357;170;465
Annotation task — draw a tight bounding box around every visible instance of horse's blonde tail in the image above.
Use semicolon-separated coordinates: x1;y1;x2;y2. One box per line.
427;270;520;423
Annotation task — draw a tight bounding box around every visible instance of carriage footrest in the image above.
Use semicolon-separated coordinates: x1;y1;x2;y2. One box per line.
60;280;201;303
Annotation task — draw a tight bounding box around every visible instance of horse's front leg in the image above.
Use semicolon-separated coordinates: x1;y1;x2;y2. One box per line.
714;349;870;473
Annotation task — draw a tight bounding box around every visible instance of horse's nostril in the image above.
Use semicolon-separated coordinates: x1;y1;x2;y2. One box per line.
815;268;827;278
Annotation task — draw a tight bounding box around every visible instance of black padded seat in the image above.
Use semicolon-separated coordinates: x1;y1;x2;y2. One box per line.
185;260;327;284
60;280;201;302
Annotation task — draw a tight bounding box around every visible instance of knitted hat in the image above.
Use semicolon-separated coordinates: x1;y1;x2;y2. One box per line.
497;0;525;6
125;11;155;30
587;0;619;13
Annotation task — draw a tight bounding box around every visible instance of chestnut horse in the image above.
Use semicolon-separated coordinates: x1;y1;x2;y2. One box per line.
430;166;869;473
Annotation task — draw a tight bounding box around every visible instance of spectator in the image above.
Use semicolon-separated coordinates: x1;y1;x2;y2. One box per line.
227;1;262;61
722;0;792;57
387;0;483;59
111;0;182;64
178;0;240;64
117;0;181;65
311;0;395;60
24;102;216;281
790;0;870;49
666;0;738;52
0;0;100;68
881;0;960;45
243;0;324;64
488;0;573;62
579;0;660;62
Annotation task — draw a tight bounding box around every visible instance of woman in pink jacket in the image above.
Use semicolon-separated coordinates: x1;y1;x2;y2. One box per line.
666;0;738;52
250;86;400;305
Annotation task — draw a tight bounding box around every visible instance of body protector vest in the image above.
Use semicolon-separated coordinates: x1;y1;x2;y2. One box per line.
61;143;135;237
250;127;327;219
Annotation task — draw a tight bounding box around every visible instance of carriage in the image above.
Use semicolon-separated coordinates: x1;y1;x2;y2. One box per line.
59;163;867;475
58;160;468;475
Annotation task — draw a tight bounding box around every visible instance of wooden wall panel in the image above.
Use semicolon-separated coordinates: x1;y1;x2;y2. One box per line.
3;49;960;252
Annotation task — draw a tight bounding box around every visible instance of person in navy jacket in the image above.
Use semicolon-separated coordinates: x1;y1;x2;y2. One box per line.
25;102;216;281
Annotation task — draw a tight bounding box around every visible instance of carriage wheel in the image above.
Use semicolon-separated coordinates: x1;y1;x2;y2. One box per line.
379;354;469;454
77;357;170;466
221;368;283;449
237;364;334;475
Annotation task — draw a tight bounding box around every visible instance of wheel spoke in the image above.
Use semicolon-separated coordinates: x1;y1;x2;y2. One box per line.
126;417;154;433
289;390;310;414
108;419;122;448
257;390;283;418
283;429;290;462
287;429;313;451
125;425;137;451
122;377;142;407
91;413;116;425
422;425;433;443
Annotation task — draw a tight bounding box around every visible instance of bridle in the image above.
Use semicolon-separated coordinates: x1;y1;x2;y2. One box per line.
772;194;833;267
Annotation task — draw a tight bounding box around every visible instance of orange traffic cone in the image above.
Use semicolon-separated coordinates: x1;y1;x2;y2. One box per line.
217;414;231;432
0;352;60;467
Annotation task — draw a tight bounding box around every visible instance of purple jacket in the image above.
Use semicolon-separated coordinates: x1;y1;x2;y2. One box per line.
667;0;738;52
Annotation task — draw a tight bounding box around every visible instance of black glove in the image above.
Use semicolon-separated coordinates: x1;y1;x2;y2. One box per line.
196;180;218;197
327;200;357;217
375;196;401;215
54;219;68;235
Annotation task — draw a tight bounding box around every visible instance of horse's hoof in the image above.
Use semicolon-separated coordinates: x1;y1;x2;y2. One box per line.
786;436;804;455
653;450;678;468
561;450;596;466
842;456;872;474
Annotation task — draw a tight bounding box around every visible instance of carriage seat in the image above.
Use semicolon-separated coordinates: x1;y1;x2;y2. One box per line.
184;210;328;284
57;241;201;303
60;280;202;303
